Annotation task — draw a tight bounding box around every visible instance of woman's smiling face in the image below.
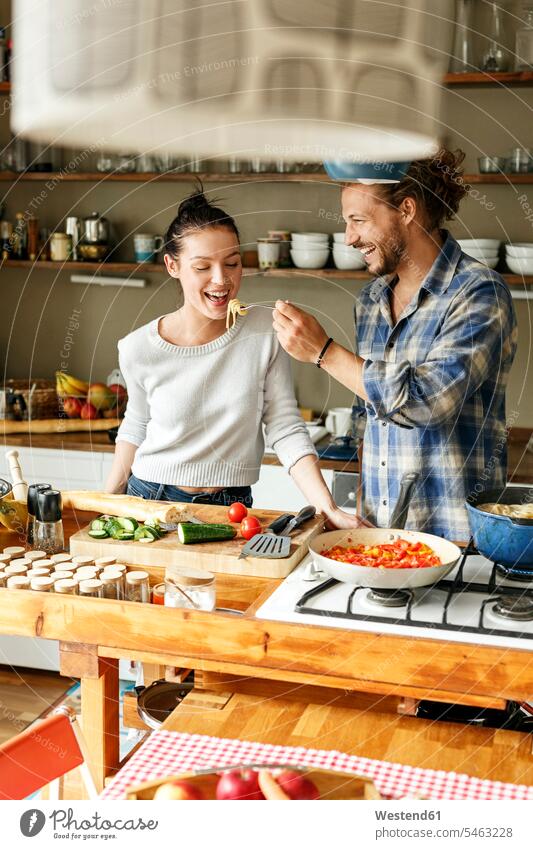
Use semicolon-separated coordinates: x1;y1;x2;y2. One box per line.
165;226;242;321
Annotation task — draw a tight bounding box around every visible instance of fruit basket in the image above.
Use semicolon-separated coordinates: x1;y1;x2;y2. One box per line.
5;378;59;420
125;765;383;800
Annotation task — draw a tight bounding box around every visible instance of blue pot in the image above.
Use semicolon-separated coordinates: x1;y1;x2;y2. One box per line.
465;486;533;570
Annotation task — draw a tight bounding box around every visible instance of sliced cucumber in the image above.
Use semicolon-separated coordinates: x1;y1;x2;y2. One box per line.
90;518;106;532
177;522;236;545
134;526;158;542
88;529;109;539
104;518;122;537
116;531;134;541
117;516;138;532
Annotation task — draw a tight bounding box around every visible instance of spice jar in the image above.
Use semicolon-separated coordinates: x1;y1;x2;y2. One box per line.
78;579;104;598
75;567;98;581
33;559;53;571
95;556;116;568
50;232;72;261
125;570;150;603
30;576;55;592
72;556;95;567
5;561;29;577
100;569;123;600
50;553;73;566
0;572;7;588
34;490;64;554
52;570;74;582
54;578;78;595
164;566;216;611
27;567;52;579
152;582;165;605
3;546;25;558
0;553;12;566
7;575;31;589
26;549;51;563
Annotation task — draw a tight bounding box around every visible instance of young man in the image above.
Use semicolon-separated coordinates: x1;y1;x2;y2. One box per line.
272;150;517;540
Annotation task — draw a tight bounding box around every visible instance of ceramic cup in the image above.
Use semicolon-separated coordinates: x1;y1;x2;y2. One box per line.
257;238;280;269
325;407;353;437
134;233;164;263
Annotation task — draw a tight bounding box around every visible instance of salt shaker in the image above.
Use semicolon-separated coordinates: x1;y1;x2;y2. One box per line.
34;489;64;555
26;483;51;546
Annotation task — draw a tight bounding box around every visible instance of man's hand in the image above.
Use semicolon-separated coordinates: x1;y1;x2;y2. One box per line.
272;300;329;364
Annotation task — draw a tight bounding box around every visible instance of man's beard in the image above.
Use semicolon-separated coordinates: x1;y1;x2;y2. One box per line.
372;231;407;276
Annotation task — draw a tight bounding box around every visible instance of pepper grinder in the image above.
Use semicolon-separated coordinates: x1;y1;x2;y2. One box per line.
34;489;64;555
26;483;52;546
5;449;29;501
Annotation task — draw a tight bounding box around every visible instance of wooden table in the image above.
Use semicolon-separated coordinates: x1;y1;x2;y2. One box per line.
0;510;532;794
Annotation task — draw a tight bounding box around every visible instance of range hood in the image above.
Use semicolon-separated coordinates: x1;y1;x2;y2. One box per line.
11;0;455;163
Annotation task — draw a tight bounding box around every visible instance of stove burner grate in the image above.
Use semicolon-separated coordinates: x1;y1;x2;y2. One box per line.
495;563;533;582
491;595;533;622
366;588;411;608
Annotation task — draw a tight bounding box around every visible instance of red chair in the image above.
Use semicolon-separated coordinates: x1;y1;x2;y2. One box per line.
0;705;98;800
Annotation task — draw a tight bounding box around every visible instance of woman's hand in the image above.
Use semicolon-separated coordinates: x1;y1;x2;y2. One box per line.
272;300;328;364
321;506;374;530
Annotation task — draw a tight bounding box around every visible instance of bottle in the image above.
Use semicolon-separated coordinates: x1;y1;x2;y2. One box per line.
1;220;13;260
26;483;51;546
34;489;64;555
12;212;28;259
0;27;7;83
27;216;39;261
481;1;509;72
515;6;533;70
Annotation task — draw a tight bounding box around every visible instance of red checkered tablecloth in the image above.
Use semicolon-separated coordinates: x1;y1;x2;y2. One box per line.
100;731;533;800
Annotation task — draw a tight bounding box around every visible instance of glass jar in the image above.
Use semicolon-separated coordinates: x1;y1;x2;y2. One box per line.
5;561;29;577
480;1;509;72
51;570;74;582
100;569;123;600
74;567;98;582
152;582;165;605
50;232;72;262
30;576;55;592
164;565;216;611
125;570;150;603
515;6;533;70
50;552;73;567
3;546;25;558
95;556;116;569
27;567;52;578
78;579;104;598
449;0;475;72
72;556;95;568
33;559;54;571
0;572;6;588
26;549;51;564
7;576;31;589
54;578;78;595
0;553;11;567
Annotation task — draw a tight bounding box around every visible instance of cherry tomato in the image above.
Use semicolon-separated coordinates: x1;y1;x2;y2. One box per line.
240;516;262;540
228;502;248;523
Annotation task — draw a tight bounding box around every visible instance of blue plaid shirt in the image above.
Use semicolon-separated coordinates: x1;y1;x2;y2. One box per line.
356;231;517;541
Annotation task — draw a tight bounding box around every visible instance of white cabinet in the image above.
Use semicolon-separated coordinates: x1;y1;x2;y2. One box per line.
0;445;109;491
252;464;334;511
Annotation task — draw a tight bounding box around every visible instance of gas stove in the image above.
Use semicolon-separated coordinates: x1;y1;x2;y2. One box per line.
255;547;533;651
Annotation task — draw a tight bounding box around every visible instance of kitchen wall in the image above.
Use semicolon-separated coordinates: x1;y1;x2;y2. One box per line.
0;0;532;426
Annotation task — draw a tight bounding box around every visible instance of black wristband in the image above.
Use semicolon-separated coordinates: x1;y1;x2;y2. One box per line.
316;337;334;368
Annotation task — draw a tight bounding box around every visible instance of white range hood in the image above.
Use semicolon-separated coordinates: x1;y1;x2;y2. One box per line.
11;0;454;163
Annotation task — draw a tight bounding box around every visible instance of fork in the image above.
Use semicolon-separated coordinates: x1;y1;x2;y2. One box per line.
243;303;275;311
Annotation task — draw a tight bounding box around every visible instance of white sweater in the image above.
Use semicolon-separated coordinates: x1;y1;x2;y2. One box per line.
116;309;317;487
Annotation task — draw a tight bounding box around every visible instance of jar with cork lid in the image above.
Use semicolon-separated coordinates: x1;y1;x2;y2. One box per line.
164;565;216;610
125;570;150;603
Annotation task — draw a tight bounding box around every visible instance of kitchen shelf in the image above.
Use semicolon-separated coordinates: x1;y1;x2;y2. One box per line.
2;170;533;185
444;70;533;86
2;259;533;287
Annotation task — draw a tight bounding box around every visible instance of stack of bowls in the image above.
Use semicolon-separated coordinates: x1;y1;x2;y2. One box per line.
332;233;366;270
505;243;533;275
457;239;501;269
290;232;330;269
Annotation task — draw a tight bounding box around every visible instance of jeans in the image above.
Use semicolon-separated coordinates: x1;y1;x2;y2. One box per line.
127;474;253;507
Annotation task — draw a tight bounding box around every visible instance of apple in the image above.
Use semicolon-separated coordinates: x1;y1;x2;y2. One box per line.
275;770;319;800
62;396;83;418
216;769;264;800
80;401;99;420
87;382;115;411
108;383;127;402
153;779;204;800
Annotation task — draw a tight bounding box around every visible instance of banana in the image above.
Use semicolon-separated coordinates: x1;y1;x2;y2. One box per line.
55;371;89;397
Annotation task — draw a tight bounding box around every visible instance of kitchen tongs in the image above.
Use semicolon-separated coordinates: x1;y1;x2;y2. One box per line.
238;505;316;559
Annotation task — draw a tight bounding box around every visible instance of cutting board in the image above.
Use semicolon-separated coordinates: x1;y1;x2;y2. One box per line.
69;504;324;578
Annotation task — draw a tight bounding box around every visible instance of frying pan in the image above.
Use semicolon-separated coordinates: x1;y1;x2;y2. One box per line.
308;471;462;588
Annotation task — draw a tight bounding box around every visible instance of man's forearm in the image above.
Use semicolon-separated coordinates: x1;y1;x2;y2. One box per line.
320;341;368;399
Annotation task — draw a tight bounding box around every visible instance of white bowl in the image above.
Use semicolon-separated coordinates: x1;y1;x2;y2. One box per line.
464;250;499;260
290;247;330;269
291;232;329;244
332;232;348;243
332;247;366;270
458;238;501;250
505;255;533;275
505;243;533;257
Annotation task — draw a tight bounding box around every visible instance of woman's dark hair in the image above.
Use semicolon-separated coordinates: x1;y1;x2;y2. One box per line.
165;181;240;258
378;148;469;231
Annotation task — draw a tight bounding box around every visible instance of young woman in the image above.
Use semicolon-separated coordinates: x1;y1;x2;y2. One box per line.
105;188;361;528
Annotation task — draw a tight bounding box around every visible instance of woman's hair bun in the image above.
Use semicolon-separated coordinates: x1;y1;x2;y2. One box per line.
164;179;240;258
176;187;211;222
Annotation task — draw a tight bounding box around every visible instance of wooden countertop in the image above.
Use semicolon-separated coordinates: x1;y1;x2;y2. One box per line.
1;429;532;480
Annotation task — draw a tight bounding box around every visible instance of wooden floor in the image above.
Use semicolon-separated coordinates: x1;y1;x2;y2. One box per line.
0;666;73;745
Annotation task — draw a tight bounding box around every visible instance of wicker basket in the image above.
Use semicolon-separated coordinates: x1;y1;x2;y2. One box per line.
4;378;59;420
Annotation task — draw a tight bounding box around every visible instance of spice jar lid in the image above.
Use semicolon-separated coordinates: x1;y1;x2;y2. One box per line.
25;550;50;563
0;553;12;565
100;570;122;584
30;576;55;591
5;563;29;576
72;556;95;566
3;546;26;557
112;563;127;573
79;579;103;594
52;570;74;581
28;567;51;577
50;553;72;565
27;483;51;517
95;556;116;567
7;576;30;589
75;567;98;579
55;578;78;594
166;565;215;586
125;570;149;585
9;558;30;569
36;488;62;522
33;559;53;569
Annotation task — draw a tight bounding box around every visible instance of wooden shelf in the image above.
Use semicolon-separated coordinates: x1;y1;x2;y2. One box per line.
2;170;533;185
3;259;533;287
444;70;533;86
0;82;10;94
